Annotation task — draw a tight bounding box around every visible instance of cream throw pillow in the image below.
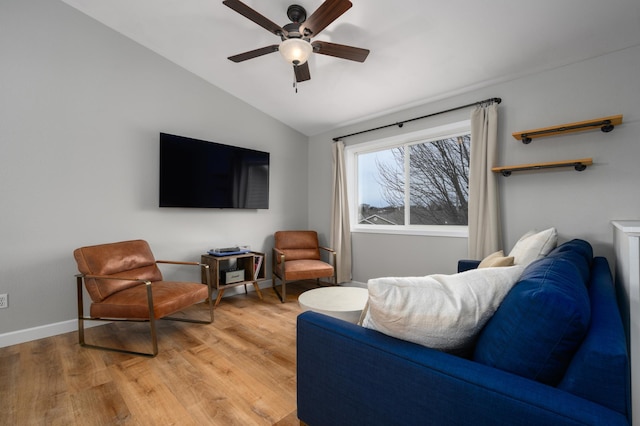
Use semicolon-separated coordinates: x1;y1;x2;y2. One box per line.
362;265;525;352
508;227;558;266
478;250;514;268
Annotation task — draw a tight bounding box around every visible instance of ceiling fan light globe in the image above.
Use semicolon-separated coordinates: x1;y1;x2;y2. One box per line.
279;38;312;65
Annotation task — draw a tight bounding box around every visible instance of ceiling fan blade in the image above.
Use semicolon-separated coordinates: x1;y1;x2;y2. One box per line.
228;45;279;63
312;41;369;62
222;0;286;36
300;0;352;37
294;62;311;82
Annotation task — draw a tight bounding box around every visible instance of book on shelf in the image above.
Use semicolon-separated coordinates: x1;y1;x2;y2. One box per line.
254;254;264;278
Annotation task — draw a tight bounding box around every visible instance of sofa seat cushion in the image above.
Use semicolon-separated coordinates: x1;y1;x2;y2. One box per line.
362;265;524;353
90;281;209;319
473;244;592;385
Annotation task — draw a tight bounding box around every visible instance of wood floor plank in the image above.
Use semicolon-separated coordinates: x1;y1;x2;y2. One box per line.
0;349;20;425
56;331;111;393
14;339;76;425
69;381;132;425
108;357;198;425
209;322;297;392
180;345;274;425
150;347;234;425
1;280;320;425
199;324;297;419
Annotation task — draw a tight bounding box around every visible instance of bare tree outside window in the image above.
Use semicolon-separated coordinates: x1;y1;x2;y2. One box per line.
357;134;470;226
409;135;470;225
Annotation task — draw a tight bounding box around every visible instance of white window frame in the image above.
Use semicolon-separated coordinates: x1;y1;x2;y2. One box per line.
345;120;471;238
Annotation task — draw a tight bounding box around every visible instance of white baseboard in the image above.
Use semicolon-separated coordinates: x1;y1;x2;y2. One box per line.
1;319;74;348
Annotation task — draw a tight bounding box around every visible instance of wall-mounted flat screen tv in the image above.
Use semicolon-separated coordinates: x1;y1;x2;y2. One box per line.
159;133;269;209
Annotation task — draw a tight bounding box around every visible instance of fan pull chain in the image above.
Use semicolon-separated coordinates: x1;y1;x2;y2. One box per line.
293;71;298;93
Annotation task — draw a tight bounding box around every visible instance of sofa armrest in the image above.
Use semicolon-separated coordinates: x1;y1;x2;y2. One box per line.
297;312;628;426
458;259;481;272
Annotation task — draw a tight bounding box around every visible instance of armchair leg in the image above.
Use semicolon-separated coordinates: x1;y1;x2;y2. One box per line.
272;273;286;303
77;276;85;345
78;318;159;358
77;276;159;357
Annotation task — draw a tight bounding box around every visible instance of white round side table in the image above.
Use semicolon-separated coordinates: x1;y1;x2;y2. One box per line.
298;286;368;324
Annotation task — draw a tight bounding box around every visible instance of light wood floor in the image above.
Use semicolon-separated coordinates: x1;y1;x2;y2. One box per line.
0;281;321;425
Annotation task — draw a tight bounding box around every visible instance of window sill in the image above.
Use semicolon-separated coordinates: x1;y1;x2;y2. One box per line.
351;225;468;238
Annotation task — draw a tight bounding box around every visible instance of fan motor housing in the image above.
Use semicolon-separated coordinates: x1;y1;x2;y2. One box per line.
283;23;304;39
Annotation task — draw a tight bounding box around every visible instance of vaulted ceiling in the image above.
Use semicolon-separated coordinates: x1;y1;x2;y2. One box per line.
61;0;640;136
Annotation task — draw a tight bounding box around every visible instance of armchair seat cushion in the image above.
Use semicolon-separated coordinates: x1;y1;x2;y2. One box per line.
282;259;334;281
90;281;208;319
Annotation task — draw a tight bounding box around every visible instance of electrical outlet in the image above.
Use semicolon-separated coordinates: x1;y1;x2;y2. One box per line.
0;294;7;309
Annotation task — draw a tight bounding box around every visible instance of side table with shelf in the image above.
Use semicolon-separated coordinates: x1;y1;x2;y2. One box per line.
200;251;266;307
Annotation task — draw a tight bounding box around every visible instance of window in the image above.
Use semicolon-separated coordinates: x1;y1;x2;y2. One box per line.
345;121;470;237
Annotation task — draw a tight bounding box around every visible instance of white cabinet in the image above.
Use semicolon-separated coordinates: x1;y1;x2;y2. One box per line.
613;220;640;425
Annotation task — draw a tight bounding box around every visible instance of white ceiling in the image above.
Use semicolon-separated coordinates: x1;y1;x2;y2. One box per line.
61;0;640;136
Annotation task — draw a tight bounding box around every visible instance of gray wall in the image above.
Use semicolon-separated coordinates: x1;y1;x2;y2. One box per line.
0;0;308;336
308;45;640;283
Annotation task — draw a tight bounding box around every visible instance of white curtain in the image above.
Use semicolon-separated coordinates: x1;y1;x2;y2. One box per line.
468;102;501;259
331;141;352;283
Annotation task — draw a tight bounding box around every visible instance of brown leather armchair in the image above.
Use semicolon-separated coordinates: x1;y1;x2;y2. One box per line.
73;239;213;357
272;230;336;303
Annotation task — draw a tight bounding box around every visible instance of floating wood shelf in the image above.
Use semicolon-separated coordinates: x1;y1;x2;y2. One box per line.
513;115;623;144
492;158;593;177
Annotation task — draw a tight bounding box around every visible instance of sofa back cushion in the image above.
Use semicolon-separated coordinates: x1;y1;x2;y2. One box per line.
473;240;592;385
557;257;630;416
545;238;593;283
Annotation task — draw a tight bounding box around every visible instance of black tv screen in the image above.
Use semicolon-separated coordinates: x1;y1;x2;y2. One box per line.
159;133;269;208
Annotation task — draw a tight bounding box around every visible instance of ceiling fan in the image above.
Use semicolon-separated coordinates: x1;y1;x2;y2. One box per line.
223;0;370;84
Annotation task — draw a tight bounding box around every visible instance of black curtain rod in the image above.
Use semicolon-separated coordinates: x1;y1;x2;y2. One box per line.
332;97;502;142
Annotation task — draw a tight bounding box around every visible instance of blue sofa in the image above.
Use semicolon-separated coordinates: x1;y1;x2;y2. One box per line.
297;240;630;425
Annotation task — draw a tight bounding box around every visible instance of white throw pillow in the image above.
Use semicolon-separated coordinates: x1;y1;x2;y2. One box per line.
362;265;524;353
508;227;558;266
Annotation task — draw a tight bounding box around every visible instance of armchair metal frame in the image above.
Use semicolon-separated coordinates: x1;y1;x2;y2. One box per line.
272;246;337;303
76;261;213;358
